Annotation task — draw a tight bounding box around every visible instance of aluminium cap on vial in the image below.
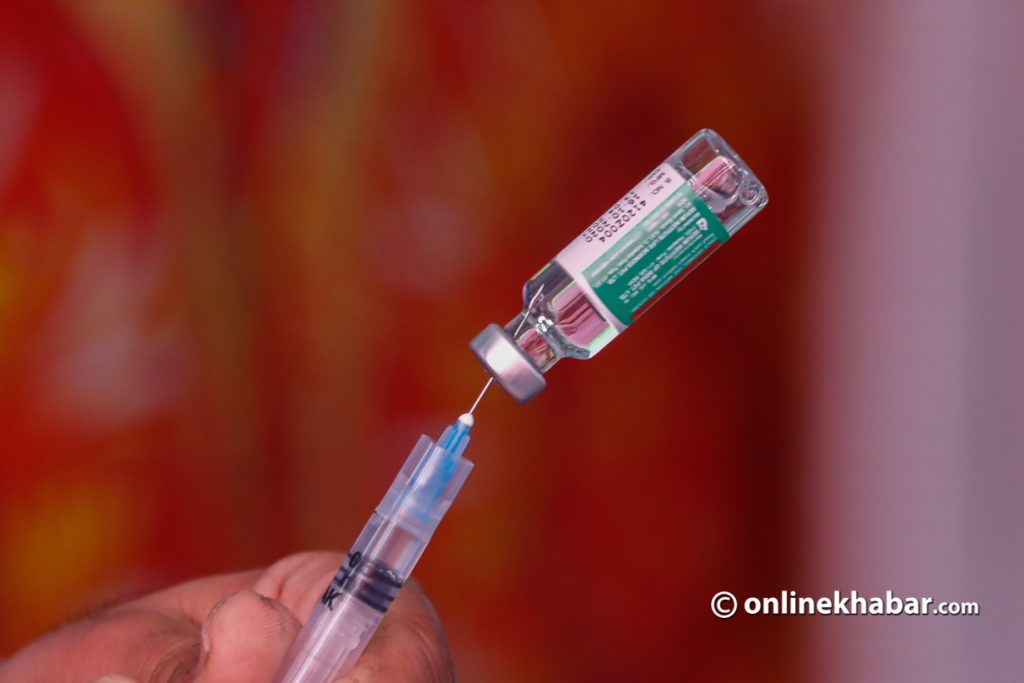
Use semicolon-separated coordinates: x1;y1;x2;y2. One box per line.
469;323;546;403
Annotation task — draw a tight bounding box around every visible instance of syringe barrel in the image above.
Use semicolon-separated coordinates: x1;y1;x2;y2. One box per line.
273;433;473;683
273;594;384;683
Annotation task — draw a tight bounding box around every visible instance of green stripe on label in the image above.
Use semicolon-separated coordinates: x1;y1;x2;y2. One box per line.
583;184;729;326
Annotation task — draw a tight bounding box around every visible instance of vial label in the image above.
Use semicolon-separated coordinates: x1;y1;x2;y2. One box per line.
555;162;729;327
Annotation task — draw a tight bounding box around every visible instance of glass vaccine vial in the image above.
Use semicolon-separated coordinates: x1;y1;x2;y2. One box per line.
470;129;768;402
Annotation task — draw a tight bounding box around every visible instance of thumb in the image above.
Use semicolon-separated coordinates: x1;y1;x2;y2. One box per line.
197;589;301;682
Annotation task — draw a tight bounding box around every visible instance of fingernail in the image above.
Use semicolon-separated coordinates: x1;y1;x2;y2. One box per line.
201;592;236;656
89;675;140;683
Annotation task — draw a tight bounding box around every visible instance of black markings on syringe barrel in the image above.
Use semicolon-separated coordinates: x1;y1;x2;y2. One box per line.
320;549;404;613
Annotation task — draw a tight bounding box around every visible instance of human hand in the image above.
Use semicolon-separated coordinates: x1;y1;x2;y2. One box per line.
1;552;453;682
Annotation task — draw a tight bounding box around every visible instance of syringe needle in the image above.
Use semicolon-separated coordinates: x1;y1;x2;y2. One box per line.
518;285;544;335
468;377;493;416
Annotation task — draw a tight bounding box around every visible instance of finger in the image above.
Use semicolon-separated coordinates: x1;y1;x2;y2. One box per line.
5;607;200;683
89;676;141;683
196;589;302;683
341;579;454;683
130;568;264;622
253;551;348;619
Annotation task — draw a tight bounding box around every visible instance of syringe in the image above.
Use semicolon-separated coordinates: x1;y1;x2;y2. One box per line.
272;414;475;683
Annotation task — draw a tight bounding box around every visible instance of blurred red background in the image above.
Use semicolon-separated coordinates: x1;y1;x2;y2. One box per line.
2;1;1021;682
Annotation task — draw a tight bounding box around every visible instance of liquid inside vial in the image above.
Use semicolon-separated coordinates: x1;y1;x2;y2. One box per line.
506;130;768;373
